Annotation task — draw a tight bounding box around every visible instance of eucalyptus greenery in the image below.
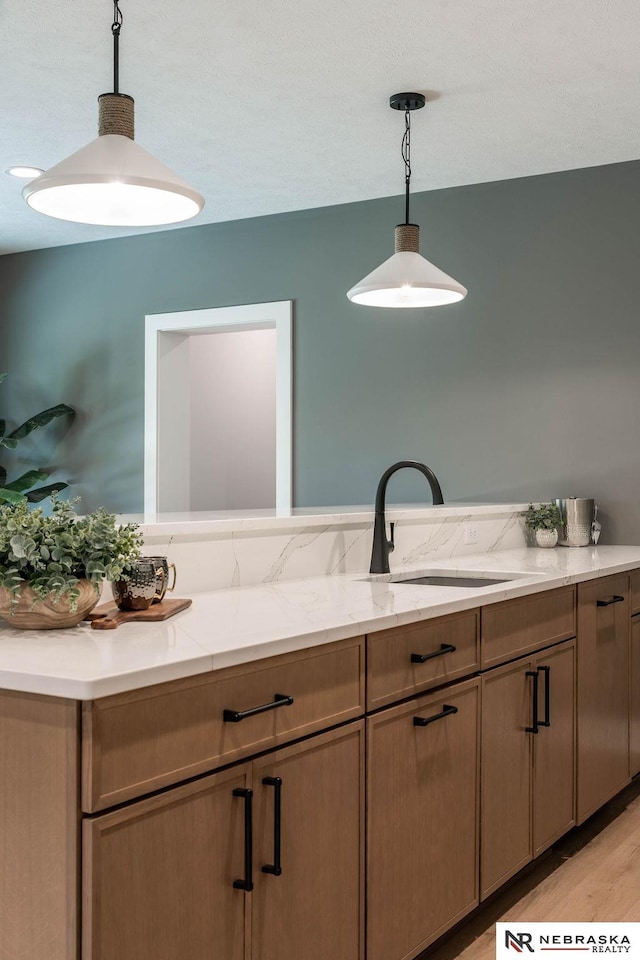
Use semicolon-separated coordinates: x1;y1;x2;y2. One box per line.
0;372;75;504
0;496;143;610
524;502;563;531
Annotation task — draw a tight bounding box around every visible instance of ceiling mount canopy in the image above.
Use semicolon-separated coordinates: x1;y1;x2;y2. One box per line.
23;0;205;227
347;92;467;309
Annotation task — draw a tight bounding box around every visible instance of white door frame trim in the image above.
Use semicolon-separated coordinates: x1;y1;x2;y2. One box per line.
144;301;293;514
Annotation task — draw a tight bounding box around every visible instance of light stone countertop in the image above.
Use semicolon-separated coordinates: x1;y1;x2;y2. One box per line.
127;502;529;537
0;545;639;701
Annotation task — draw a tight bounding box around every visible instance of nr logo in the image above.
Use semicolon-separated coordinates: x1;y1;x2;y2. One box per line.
505;930;535;953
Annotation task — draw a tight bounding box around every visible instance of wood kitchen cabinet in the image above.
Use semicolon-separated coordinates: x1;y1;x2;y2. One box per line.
630;571;640;776
532;642;576;857
481;586;575;669
367;678;480;960
481;639;575;899
82;636;364;811
0;691;78;960
83;764;250;960
84;722;364;960
576;575;630;823
366;608;479;711
5;569;640;960
251;724;364;960
630;615;640;777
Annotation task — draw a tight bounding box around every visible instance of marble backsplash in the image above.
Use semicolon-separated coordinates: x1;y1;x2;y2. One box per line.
137;505;528;595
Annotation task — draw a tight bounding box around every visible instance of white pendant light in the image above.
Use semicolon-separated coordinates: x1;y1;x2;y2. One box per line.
23;1;204;227
347;93;466;309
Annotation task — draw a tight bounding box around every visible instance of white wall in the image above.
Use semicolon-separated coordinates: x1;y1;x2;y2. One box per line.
157;333;191;512
189;328;276;510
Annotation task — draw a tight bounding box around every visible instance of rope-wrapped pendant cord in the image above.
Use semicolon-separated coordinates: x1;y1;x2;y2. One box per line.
395;223;420;254
99;93;135;139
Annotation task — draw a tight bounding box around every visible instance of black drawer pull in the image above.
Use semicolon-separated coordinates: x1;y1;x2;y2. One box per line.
538;665;551;727
262;776;283;877
411;643;457;664
223;693;294;723
232;787;254;891
525;670;539;734
597;595;625;607
413;704;458;727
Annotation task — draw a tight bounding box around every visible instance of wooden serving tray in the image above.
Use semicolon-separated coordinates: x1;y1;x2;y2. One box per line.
85;597;192;630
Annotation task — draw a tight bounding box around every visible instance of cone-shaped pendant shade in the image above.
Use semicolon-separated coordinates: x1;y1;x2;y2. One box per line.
347;224;467;308
23;134;204;226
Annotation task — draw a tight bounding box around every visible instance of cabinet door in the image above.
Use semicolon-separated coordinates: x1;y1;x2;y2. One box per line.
251;722;364;960
481;658;533;899
532;640;576;857
577;576;630;823
631;616;640;777
367;679;479;960
83;765;250;960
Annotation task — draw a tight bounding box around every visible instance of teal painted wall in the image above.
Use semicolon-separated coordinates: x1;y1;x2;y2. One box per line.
1;160;639;542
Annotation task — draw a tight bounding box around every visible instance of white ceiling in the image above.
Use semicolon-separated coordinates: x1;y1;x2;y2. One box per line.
1;0;639;254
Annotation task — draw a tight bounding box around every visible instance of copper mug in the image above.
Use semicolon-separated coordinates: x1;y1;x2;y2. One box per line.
112;560;166;611
145;556;177;603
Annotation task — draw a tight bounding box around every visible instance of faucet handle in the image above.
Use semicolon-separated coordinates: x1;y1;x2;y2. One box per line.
388;522;395;553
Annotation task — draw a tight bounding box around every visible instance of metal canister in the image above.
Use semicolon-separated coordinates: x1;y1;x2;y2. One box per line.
554;498;595;547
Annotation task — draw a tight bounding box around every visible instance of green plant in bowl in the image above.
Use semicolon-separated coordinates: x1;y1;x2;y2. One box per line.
0;496;143;628
524;502;563;531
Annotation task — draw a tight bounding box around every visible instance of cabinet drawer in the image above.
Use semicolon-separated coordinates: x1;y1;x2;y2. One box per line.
630;569;640;615
82;636;364;812
481;586;576;668
577;573;630;611
367;610;479;711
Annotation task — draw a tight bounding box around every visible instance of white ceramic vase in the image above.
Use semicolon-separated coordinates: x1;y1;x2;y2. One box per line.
535;528;558;549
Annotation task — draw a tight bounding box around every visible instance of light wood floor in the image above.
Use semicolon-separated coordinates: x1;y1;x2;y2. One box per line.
421;778;640;960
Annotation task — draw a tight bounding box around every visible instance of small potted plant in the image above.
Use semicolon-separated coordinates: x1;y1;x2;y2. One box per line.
524;502;562;549
0;496;143;629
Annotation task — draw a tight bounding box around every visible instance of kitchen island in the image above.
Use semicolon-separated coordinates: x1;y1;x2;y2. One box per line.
1;543;639;960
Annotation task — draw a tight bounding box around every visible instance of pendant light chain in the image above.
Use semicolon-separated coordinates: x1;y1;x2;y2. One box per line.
395;105;419;252
99;0;134;140
111;0;124;95
401;107;411;225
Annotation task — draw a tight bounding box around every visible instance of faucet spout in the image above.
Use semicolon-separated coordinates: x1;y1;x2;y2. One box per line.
369;460;444;575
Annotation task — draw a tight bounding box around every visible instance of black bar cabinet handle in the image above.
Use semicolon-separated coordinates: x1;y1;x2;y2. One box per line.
232;787;254;891
538;665;551;727
411;643;457;664
223;693;294;723
596;595;625;607
525;670;539;734
261;776;283;876
413;704;458;727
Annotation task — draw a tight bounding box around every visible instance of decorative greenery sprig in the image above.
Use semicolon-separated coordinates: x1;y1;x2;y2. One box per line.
0;495;143;610
524;502;563;531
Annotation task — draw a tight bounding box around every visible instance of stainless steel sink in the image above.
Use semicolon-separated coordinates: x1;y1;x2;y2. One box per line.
365;568;538;587
393;574;511;588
